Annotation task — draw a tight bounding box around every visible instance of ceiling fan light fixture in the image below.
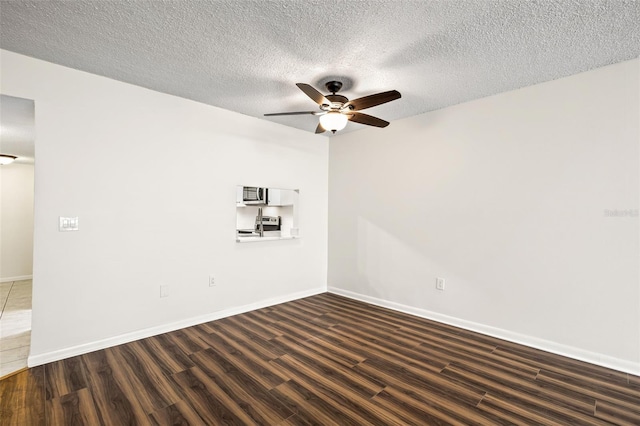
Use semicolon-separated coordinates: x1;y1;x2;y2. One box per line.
319;111;348;133
0;154;17;165
265;81;400;133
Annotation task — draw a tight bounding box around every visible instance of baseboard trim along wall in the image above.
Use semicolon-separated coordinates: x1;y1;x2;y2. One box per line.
0;275;33;283
328;286;640;376
28;286;326;367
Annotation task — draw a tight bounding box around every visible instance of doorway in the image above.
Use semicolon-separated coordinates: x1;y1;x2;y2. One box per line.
0;95;35;379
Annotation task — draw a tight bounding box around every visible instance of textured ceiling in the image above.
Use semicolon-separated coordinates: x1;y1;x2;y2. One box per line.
1;0;639;135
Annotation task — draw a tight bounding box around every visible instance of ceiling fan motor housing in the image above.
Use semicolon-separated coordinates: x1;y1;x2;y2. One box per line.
325;80;343;94
325;94;349;110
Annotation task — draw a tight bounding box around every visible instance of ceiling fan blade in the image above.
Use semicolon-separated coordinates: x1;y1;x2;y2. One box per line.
344;90;401;111
315;123;326;134
348;112;390;128
296;83;330;106
264;111;318;116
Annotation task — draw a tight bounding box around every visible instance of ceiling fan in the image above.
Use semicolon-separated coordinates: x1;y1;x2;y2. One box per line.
264;81;401;134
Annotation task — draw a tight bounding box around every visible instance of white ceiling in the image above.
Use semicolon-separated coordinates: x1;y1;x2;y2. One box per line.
1;0;639;135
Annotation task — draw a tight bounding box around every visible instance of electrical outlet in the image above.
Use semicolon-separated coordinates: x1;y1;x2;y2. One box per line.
436;277;445;291
160;285;170;298
209;275;216;287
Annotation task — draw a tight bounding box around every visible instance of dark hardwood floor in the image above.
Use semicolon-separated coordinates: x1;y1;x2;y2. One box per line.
1;292;639;425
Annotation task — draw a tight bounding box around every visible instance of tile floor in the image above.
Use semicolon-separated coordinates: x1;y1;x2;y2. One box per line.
0;280;32;378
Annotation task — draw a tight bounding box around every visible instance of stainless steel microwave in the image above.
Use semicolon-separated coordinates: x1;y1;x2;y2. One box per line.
243;186;268;204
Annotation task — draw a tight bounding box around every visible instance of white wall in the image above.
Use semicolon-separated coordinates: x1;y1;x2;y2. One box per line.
0;50;329;364
0;163;34;281
329;59;640;373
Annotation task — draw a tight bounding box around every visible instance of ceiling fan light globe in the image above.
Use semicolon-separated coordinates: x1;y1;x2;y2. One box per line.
319;112;348;132
0;154;17;165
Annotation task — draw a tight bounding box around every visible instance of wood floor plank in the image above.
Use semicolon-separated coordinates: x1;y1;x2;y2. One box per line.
189;348;293;424
198;329;290;389
135;336;191;376
477;392;562;426
594;400;640;425
229;311;287;340
370;388;466;426
270;336;385;398
480;392;606;426
274;349;385;398
412;335;541;381
333;320;423;350
3;292;638;425
180;326;215;352
0;365;45;426
270;302;326;324
330;321;449;372
312;293;440;334
316;294;522;355
475;395;547;425
268;313;332;342
213;317;286;360
399;325;500;359
195;320;218;334
241;309;280;327
232;310;283;340
269;380;364;426
109;341;183;413
355;355;485;408
536;369;640;411
275;414;310;426
46;387;103;426
81;349;151;425
539;363;640;399
322;309;404;334
44;356;88;400
170;367;253;425
164;328;208;356
375;385;492;426
628;373;640;387
442;362;606;425
145;333;195;372
148;399;207;425
269;354;407;425
282;298;330;317
495;344;631;386
290;334;366;368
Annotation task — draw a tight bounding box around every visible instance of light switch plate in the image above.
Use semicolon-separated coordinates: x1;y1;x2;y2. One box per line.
59;216;79;231
160;285;170;298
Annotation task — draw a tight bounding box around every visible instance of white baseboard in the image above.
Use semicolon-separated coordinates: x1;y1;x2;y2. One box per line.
0;275;33;283
328;286;640;376
28;286;325;367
